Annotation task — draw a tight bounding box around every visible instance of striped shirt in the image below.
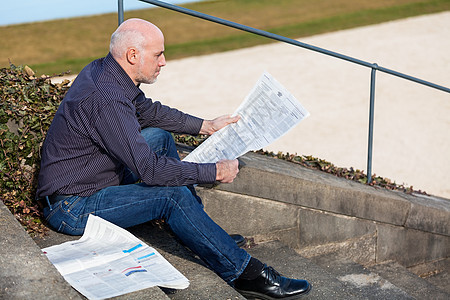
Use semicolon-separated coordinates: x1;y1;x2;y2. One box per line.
36;53;216;197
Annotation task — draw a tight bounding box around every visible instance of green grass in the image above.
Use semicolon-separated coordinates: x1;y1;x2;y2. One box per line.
1;0;448;76
166;0;450;59
30;57;102;77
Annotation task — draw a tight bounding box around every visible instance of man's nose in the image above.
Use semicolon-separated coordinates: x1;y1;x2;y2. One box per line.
159;54;166;67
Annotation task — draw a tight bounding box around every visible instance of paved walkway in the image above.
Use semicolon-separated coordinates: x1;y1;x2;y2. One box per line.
140;12;450;199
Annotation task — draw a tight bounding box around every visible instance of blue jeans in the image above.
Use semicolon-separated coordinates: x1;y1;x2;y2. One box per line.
43;127;250;283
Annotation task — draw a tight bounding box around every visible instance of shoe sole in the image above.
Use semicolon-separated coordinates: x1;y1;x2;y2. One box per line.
236;284;312;300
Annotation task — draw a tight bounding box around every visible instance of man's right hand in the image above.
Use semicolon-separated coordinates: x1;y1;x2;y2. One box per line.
216;159;239;183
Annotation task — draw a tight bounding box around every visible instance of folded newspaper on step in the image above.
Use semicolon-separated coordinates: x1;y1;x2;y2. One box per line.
183;72;310;163
42;215;189;300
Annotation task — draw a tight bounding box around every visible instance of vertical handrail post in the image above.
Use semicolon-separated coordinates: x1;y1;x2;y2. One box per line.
367;64;378;184
118;0;124;25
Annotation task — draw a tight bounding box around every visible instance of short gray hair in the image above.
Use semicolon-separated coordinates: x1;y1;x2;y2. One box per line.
110;27;146;58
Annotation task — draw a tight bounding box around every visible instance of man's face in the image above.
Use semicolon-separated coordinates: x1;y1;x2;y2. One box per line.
135;33;166;85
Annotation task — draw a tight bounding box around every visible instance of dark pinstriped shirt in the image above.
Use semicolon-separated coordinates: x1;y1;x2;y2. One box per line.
36;53;216;197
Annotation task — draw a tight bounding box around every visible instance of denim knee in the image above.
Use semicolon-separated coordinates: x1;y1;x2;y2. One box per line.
140;127;178;158
166;186;199;210
140;127;171;145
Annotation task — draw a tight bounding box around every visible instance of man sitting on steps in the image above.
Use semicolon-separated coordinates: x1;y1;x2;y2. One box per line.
36;18;311;299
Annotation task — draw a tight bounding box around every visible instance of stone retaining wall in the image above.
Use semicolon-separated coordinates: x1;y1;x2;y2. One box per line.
196;151;450;268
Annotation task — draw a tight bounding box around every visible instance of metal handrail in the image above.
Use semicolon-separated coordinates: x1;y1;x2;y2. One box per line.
118;0;450;183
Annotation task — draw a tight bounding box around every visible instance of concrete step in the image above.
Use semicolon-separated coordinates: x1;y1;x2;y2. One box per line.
369;260;449;300
0;201;81;300
407;257;450;294
128;222;246;300
245;240;364;299
33;225;170;300
310;253;414;299
310;251;450;299
246;239;447;300
34;221;245;300
20;208;450;300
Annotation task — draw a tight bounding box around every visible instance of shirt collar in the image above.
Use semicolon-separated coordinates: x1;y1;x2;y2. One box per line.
103;53;142;101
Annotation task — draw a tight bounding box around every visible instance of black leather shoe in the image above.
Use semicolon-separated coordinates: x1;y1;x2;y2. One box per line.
230;234;246;247
234;265;311;299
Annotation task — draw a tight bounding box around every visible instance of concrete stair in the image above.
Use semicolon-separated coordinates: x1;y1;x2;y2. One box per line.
32;221;246;300
127;222;245;300
29;219;449;300
309;251;448;300
1;144;448;300
368;260;449;299
407;258;450;295
245;240;447;300
0;201;81;300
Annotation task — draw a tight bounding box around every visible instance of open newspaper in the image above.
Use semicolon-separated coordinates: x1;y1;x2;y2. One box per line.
183;72;310;163
42;215;189;300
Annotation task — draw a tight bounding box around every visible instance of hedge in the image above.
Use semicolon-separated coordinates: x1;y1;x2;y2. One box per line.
0;64;70;235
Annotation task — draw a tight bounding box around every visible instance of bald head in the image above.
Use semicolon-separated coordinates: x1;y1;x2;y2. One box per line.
109;18;166;85
110;18;163;60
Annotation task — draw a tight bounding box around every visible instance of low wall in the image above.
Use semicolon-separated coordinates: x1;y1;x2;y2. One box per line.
196;151;449;268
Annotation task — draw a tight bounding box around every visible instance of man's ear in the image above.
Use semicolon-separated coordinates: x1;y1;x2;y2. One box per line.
126;48;139;65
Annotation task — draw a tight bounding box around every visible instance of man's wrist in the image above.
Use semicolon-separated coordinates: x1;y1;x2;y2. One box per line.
215;162;223;181
199;120;214;135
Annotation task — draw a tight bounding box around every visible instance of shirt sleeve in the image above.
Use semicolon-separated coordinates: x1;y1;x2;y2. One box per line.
135;93;203;135
92;97;216;186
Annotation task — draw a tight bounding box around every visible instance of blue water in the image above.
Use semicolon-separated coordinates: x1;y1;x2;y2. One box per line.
1;0;200;26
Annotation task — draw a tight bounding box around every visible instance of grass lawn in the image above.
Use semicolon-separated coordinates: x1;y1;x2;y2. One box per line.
1;0;449;76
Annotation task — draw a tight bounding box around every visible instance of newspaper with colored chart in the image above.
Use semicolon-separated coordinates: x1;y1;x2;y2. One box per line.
42;215;189;300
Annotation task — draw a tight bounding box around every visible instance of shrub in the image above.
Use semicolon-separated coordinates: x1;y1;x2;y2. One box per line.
254;150;426;194
0;64;70;235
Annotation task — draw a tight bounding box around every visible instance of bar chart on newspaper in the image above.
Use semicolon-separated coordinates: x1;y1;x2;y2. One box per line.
183;72;310;164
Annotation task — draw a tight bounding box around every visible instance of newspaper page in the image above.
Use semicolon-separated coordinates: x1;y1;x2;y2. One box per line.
183;72;310;163
42;215;189;300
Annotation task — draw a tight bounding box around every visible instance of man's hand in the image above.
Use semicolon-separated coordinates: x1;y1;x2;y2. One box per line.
216;159;239;183
200;114;240;135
